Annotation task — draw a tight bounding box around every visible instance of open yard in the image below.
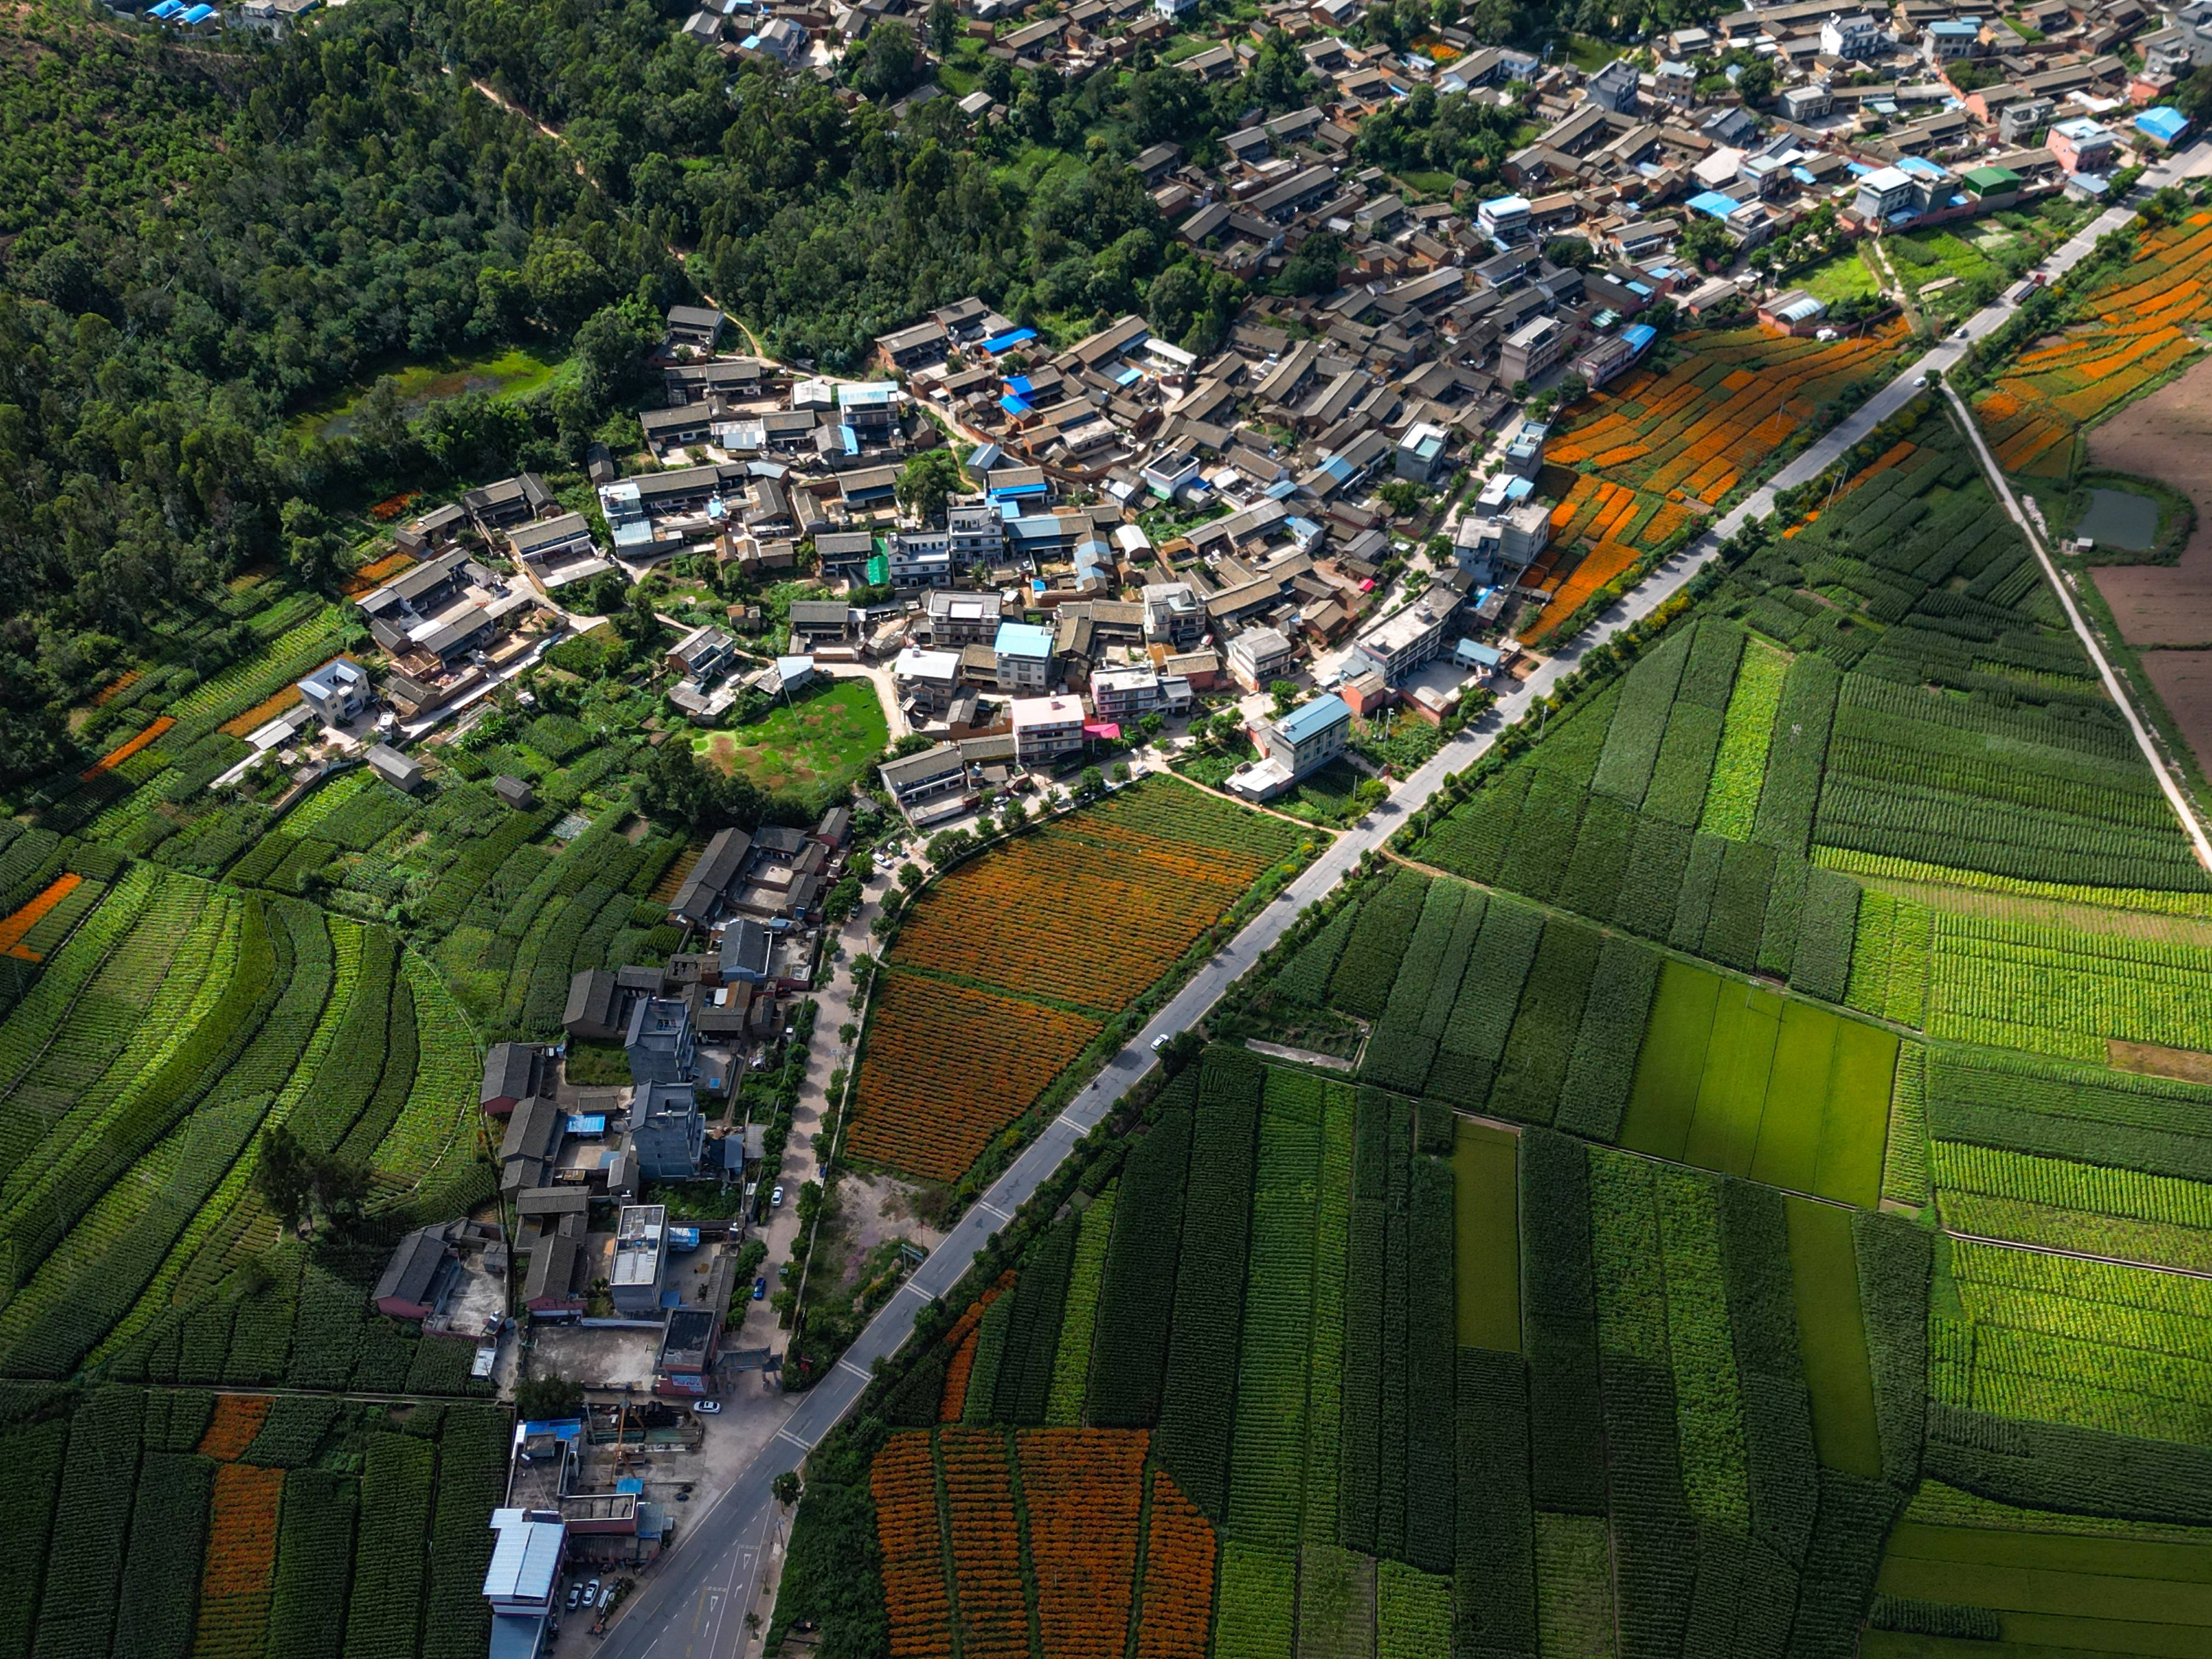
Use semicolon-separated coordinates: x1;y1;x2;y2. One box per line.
693;678;889;797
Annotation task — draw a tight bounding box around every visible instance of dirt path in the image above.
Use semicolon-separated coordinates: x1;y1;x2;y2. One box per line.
452;71;766;356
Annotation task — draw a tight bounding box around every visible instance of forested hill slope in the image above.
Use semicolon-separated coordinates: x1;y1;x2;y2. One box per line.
0;0;672;783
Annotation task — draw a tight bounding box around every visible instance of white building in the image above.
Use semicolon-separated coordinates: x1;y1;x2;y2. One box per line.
1226;626;1297;692
1088;669;1190;723
1011;695;1087;765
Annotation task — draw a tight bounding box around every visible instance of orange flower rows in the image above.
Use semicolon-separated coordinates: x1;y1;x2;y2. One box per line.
342;549;419;595
939;1274;1017;1422
851;782;1300;1183
81;715;174;780
221;686;304;739
872;1432;954;1658
1974;212;2212;479
1017;1429;1147;1659
940;1429;1029;1659
1133;1470;1216;1659
91;670;141;707
195;1459;283;1658
891;823;1263;1013
1524;540;1643;644
848;974;1100;1183
368;490;421;522
198;1393;273;1462
0;874;82;962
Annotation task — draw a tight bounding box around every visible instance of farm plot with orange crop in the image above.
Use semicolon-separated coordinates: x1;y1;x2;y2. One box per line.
1526;326;1903;642
80;715;175;780
196;1461;284;1657
940;1428;1030;1659
871;1429;1158;1659
872;1432;955;1658
1133;1470;1217;1659
848;975;1099;1182
1974;212;2212;479
1017;1429;1147;1658
848;777;1306;1183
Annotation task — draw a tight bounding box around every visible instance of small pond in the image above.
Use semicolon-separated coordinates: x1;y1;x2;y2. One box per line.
2076;487;2161;552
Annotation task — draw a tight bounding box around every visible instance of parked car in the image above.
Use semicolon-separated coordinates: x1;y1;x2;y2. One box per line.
753;1276;768;1300
584;1581;601;1608
694;1400;723;1415
771;1184;785;1208
600;1584;618;1608
566;1586;583;1612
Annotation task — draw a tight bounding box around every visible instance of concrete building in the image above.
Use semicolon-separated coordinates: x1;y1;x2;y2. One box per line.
1260;693;1351;778
1350;584;1459;682
484;1508;566;1659
1820;13;1881;56
881;742;973;823
1395;422;1450;483
610;1203;669;1316
625;995;696;1086
296;656;370;727
993;621;1056;691
1226;627;1297;693
1498;315;1570;385
628;1084;704;1181
2048;118;2117;175
1088;669;1189;723
1010;695;1087;765
1142;582;1205;649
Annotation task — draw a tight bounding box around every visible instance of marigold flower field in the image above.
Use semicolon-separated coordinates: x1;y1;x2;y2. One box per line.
847;778;1306;1182
1974;212;2212;478
1523;324;1906;640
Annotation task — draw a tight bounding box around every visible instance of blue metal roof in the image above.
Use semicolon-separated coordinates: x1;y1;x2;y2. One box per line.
999;393;1032;416
1688;190;1740;219
983;327;1038;353
2138;106;2188;140
1277;695;1350;744
995;621;1055;658
1003;375;1033;395
1623;323;1657;352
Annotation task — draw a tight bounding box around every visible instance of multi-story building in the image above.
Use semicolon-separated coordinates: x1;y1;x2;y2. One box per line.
1259;694;1351;780
924;589;1007;645
1010;695;1087;765
627;1085;703;1181
2048;118;2117;175
1350;584;1460;683
610;1203;670;1314
1226;626;1297;692
625;995;696;1086
946;498;1006;568
994;621;1056;691
1142;582;1205;649
1088;669;1190;724
1499;315;1570;385
296;656;370;726
1820;13;1881;56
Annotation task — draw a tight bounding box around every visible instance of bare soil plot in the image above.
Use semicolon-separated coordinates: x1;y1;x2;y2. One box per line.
2088;357;2212;646
2140;648;2212;781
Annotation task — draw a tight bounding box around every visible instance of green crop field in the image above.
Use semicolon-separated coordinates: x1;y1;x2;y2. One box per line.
1620;962;1894;1204
1453;1121;1520;1351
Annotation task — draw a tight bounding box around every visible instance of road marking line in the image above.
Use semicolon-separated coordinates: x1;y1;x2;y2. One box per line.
775;1427;811;1452
836;1358;872;1382
976;1201;1009;1222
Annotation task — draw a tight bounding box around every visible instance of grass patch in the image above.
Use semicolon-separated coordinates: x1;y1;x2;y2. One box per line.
692;678;889;798
565;1040;631;1087
1786;1197;1884;1479
1622;961;1894;1204
1453;1120;1521;1351
1798;249;1883;307
290;342;571;441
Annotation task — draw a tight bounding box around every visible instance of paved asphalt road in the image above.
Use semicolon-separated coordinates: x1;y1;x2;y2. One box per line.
597;139;2209;1659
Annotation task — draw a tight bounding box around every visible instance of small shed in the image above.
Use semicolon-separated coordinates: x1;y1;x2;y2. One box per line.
366;742;424;794
493;774;536;810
